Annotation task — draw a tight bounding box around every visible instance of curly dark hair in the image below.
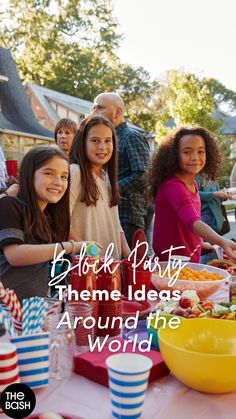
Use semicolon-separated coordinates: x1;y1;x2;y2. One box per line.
148;126;223;200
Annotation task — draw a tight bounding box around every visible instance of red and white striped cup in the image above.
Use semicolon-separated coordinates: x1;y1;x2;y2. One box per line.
0;342;20;412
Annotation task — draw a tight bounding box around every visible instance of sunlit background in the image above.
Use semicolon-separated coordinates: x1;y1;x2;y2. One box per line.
114;0;236;91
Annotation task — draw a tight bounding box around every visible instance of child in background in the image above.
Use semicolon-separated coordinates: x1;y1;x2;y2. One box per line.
69;115;130;260
0;146;88;302
54;118;77;157
196;176;233;263
149;127;236;262
230;162;236;221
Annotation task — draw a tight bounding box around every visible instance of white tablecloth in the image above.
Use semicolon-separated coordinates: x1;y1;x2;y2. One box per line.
16;371;236;419
1;283;236;419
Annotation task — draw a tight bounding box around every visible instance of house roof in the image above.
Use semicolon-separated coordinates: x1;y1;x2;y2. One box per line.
163;111;236;135
0;48;53;139
214;109;236;135
25;82;146;133
26;82;93;124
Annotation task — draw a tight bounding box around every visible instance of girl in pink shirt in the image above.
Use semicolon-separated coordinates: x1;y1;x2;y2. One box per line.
149;127;236;263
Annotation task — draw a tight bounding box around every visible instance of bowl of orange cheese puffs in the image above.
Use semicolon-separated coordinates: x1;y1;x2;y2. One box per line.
151;262;230;299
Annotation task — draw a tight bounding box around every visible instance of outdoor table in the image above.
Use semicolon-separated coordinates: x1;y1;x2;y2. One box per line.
1;283;236;419
9;369;234;419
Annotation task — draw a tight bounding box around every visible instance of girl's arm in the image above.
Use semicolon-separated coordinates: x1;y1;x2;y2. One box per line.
69;164;81;215
0;183;19;199
69;226;82;241
2;241;87;267
120;232;130;259
193;220;236;262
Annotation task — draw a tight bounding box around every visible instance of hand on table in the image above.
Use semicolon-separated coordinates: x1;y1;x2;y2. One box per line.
213;189;234;200
221;239;236;263
202;242;215;251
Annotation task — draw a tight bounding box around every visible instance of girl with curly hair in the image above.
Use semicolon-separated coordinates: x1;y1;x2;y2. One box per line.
149;126;236;262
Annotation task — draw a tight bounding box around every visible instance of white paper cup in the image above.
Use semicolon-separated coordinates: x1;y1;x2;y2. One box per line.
11;333;49;389
106;353;152;419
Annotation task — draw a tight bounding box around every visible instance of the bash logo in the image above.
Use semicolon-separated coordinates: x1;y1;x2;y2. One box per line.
0;383;36;418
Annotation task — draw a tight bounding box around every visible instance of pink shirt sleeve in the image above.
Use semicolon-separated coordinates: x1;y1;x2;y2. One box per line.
162;179;201;231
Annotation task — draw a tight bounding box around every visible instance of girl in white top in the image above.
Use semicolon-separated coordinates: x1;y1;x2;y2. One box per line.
69;115;130;260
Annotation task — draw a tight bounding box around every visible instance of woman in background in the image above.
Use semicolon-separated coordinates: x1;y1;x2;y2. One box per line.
55;118;77;157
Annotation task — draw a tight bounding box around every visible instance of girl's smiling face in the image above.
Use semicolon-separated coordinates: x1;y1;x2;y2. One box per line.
178;134;206;178
85;124;113;173
34;156;69;211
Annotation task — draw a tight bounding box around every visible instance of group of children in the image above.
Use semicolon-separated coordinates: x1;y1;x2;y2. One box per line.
0;117;236;301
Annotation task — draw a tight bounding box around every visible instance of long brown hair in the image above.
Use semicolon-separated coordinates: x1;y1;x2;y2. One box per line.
69;115;120;207
18;146;70;243
148;126;223;200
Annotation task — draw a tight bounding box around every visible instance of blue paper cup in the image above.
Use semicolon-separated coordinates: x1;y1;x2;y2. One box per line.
106;353;152;419
11;332;49;388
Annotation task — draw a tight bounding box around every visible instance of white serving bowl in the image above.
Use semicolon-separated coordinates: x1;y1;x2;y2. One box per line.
151;262;230;299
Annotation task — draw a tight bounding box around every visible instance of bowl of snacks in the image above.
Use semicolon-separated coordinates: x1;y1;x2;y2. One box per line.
158;318;236;393
207;258;236;275
151;262;229;299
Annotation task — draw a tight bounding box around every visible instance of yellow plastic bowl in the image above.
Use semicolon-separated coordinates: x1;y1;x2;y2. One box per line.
158;318;236;393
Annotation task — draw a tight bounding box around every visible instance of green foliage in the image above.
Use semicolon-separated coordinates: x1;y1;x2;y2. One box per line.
204;78;236;114
154;70;222;139
116;66;158;131
0;0;121;83
153;69;235;184
0;0;156;129
1;1;236;146
217;135;236;187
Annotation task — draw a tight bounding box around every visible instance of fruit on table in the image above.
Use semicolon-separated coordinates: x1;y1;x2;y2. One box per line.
180;290;200;307
171;308;187;317
200;300;214;311
179;297;191;309
155;290;236;320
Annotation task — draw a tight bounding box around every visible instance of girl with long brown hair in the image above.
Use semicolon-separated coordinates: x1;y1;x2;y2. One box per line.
69;115;130;259
0;146;89;301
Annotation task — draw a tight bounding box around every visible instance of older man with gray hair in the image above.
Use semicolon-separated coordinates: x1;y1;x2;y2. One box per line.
93;92;152;248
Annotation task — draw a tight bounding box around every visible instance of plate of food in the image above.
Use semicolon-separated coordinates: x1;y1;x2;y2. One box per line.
207;258;236;275
153;290;236;320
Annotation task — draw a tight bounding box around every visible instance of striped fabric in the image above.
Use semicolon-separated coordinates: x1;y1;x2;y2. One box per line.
106;354;152;419
11;332;49;388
